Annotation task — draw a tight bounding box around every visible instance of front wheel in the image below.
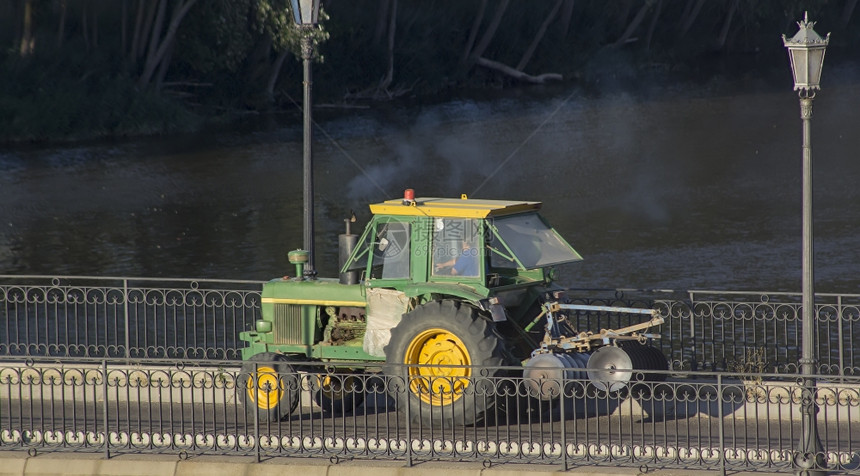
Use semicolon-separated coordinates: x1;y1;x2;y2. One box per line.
311;373;365;415
239;353;299;422
383;300;513;426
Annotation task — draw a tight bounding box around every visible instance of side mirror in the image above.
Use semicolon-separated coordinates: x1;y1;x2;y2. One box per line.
378;237;390;252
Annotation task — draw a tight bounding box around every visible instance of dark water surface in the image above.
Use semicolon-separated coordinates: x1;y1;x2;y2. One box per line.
2;64;860;293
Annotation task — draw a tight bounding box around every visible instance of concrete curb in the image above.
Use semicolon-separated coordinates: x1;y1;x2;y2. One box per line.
0;452;780;476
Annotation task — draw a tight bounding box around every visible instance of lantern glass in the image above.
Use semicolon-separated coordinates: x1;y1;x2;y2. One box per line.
291;0;319;26
788;46;826;90
782;13;828;92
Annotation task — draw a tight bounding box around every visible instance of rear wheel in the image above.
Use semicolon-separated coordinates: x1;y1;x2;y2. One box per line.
239;353;299;422
383;300;512;426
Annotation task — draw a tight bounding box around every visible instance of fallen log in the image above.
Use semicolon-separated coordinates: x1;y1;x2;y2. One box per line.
476;57;562;84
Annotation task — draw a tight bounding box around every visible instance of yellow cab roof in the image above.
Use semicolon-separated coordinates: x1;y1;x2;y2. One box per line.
369;196;542;218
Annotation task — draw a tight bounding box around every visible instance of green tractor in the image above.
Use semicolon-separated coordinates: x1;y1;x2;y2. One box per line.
238;190;665;425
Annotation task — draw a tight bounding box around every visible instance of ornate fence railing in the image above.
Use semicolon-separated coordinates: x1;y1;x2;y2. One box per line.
563;288;860;376
1;276;858;375
0;276;263;361
0;358;857;473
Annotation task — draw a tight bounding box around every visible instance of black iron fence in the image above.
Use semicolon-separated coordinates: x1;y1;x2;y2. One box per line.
0;276;262;360
555;288;860;376
1;276;859;375
0;358;857;473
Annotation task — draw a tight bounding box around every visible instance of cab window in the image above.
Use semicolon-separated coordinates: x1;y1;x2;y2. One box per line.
370;220;411;280
431;218;481;278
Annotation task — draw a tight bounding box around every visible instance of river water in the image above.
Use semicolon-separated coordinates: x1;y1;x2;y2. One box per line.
2;62;860;294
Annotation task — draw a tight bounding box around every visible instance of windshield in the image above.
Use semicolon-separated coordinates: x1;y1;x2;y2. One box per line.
488;213;582;269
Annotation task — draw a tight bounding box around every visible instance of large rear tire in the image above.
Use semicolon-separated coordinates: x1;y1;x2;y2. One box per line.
239;353;299;422
383;300;512;426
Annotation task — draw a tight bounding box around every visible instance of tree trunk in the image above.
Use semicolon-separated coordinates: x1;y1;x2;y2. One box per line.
645;0;662;51
154;38;174;91
615;0;633;34
19;0;34;56
266;49;290;103
121;0;127;53
558;0;575;37
56;0;67;49
373;0;391;46
714;0;738;51
841;0;858;29
461;0;486;65
91;2;98;49
130;0;145;59
81;1;89;51
612;0;651;47
465;0;510;68
516;0;562;71
379;0;397;90
239;34;271;89
138;0;198;89
142;0;167;68
11;0;21;54
678;0;705;40
133;0;159;61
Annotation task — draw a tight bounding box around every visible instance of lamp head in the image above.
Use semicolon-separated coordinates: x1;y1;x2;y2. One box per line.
291;0;320;27
782;12;829;92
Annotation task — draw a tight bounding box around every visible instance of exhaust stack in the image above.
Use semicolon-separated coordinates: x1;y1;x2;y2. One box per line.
339;212;359;285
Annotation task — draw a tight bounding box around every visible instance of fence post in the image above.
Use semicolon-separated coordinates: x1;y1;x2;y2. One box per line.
123;279;130;360
254;362;260;463
688;291;698;372
102;359;110;459
405;373;413;467
717;373;725;476
560;382;567;471
837;295;845;379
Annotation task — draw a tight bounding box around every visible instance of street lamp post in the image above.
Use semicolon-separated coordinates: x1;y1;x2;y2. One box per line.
782;12;829;476
292;0;321;278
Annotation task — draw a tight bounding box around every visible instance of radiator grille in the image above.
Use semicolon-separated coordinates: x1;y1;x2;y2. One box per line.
273;304;303;344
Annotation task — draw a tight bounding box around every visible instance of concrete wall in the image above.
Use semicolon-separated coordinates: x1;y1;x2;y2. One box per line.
0;452;760;476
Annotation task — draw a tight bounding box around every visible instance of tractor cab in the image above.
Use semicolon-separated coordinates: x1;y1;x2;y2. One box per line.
342;193;582;294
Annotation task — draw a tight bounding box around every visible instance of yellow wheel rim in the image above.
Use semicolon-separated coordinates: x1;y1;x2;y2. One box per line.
246;365;283;410
404;328;471;406
317;374;354;402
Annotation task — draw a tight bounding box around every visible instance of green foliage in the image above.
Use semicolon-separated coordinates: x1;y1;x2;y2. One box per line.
253;0;302;53
0;51;199;142
176;0;257;74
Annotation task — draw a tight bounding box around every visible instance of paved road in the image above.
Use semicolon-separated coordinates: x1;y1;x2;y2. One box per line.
1;363;858;473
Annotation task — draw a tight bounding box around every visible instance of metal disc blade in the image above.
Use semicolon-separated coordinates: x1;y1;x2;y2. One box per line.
523;353;565;400
586;346;633;392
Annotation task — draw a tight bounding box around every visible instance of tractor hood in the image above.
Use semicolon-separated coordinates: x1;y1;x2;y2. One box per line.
262;277;365;307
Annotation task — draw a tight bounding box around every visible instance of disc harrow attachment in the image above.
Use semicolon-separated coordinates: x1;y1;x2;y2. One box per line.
526;300;668;393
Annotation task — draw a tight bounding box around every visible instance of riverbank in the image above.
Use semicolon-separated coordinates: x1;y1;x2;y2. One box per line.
4;0;835;146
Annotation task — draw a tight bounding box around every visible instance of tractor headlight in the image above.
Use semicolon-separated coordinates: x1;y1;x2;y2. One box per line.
255;320;273;333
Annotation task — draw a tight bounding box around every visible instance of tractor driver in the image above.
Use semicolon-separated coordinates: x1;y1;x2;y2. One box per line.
434;240;479;276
